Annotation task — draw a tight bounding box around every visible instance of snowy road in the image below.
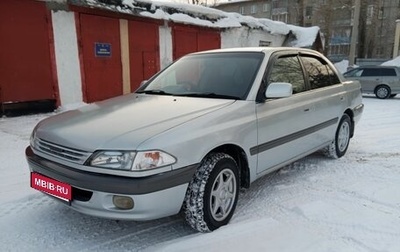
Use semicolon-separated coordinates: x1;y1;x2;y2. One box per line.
0;96;399;251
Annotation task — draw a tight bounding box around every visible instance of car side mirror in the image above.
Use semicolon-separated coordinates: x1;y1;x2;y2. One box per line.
265;82;293;98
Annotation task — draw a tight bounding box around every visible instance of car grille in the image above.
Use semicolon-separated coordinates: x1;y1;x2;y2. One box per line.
35;138;92;165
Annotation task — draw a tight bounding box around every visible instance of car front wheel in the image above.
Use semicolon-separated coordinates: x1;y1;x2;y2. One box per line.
323;114;352;159
184;153;239;232
375;85;391;99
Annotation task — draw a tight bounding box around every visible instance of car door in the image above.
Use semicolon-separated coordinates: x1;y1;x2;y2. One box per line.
344;68;375;93
359;68;382;92
380;68;400;93
299;54;346;145
254;53;321;174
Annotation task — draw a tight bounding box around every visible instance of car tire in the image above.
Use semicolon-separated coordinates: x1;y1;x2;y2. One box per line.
375;85;391;99
184;153;239;232
323;114;352;159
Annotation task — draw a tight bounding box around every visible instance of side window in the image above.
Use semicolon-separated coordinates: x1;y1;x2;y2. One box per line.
301;56;340;89
361;68;380;76
268;56;306;94
344;68;363;77
380;68;396;76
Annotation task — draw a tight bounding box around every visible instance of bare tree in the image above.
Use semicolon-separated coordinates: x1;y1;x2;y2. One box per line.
297;0;305;26
310;0;353;56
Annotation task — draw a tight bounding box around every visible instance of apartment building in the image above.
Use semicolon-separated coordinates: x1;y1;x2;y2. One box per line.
215;0;400;62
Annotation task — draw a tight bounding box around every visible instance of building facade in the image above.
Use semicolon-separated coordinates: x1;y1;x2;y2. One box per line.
1;0;320;113
215;0;400;62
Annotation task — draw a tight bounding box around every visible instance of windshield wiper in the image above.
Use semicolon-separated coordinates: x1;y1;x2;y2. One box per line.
136;90;173;96
174;92;241;100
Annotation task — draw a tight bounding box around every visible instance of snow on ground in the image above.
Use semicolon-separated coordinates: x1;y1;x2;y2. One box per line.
0;96;399;251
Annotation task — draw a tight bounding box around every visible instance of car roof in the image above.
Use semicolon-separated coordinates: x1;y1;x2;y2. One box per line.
189;47;320;55
356;65;399;69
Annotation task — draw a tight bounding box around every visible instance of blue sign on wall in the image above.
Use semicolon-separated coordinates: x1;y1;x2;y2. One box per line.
95;43;111;57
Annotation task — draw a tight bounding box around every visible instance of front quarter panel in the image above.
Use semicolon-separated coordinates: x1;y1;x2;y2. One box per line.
136;101;258;176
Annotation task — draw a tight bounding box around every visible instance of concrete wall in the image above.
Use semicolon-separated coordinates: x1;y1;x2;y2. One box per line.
51;10;83;106
221;27;286;48
159;24;173;70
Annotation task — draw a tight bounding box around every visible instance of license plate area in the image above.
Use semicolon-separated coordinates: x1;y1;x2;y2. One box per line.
31;173;72;202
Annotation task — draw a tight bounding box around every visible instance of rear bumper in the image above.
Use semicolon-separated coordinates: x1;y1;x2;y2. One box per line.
26;146;197;220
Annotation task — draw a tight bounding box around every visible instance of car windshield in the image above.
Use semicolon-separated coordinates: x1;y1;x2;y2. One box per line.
343;68;361;77
137;52;264;100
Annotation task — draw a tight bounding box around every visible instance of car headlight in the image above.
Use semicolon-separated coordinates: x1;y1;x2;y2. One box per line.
89;151;136;170
88;150;176;171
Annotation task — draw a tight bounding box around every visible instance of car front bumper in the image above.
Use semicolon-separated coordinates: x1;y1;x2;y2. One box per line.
26;146;197;220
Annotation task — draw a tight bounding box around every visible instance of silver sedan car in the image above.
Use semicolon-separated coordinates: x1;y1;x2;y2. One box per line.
26;47;364;232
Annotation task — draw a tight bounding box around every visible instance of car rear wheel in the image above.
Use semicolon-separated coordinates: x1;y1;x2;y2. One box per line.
184;153;239;232
375;85;391;99
323;114;351;159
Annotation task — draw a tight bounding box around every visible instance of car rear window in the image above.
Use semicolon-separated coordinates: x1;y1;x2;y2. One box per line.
380;68;397;76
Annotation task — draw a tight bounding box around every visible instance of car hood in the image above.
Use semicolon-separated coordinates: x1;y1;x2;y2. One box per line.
35;94;234;151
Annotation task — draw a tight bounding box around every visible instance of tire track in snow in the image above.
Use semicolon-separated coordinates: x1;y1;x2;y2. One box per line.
0;195;195;251
0;194;51;218
232;152;400;252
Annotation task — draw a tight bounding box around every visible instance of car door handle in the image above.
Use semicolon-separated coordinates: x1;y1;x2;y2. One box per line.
304;108;310;112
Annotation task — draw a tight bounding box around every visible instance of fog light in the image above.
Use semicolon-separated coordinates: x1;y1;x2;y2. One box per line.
113;195;134;210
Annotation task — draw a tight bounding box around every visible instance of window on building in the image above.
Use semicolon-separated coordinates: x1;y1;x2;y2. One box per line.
251;5;257;14
378;6;385;19
306;6;313;17
366;5;374;24
239;6;245;14
275;13;288;23
263;3;270;12
272;0;278;9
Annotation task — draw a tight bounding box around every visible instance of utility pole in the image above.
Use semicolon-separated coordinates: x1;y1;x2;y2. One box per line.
349;0;361;67
393;20;400;58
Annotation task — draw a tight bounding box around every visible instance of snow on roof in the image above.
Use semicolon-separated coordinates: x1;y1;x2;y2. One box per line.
214;0;252;7
287;25;320;48
381;56;400;66
71;0;319;47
